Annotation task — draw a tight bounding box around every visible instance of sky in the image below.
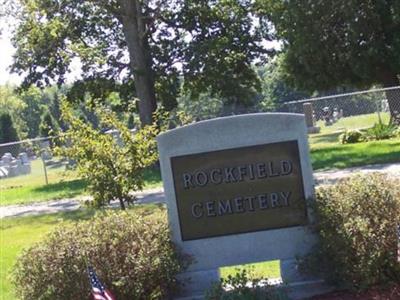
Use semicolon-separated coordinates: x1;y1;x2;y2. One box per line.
0;28;21;85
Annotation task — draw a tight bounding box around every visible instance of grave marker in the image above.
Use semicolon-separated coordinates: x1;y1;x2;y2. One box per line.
303;102;320;134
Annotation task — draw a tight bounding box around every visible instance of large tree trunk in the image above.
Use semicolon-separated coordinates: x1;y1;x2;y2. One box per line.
382;73;400;125
118;0;157;126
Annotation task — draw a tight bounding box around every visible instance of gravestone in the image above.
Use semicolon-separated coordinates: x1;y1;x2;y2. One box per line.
40;141;52;160
1;153;13;165
157;113;327;299
0;152;31;178
303;103;320;134
0;166;8;178
18;152;31;175
18;152;29;164
8;158;20;177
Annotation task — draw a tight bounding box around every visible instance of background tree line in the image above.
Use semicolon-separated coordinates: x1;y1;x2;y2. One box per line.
0;59;308;144
1;0;399;133
0;85;61;143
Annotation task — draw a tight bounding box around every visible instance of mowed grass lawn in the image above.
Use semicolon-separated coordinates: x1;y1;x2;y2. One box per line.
0;206;280;299
0;160;86;206
310;135;400;170
220;260;280;280
315;112;390;134
0;160;162;206
309;114;400;170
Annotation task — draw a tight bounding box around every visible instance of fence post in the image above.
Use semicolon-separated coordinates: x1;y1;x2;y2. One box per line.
41;152;49;185
376;100;383;124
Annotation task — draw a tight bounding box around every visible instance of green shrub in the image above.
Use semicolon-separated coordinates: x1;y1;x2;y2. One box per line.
205;269;288;300
339;123;399;144
339;130;364;144
308;174;400;290
12;209;187;300
365;123;397;140
392;125;400;137
56;101;162;209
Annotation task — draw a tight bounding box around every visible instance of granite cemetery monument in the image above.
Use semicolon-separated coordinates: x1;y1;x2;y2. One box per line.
157;113;325;298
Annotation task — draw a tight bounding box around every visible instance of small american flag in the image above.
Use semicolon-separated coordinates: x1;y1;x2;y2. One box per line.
88;266;116;300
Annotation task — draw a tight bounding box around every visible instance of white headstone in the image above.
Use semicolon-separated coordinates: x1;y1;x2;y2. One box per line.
1;153;13;165
18;152;29;164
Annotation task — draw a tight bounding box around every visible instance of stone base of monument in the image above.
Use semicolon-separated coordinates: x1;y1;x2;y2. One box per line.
175;269;219;299
175;259;334;300
285;280;334;300
307;126;321;134
281;259;335;299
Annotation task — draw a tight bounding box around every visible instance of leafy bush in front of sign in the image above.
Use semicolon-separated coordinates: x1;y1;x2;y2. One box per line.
56;100;163;209
205;269;289;300
12;209;188;300
307;173;400;290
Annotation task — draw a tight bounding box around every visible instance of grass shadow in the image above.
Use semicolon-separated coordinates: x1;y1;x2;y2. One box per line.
1;203;165;230
32;179;86;195
1;209;97;230
309;132;342;145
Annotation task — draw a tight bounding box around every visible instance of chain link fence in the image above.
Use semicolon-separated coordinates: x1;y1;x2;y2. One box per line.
0;136;83;205
279;86;400;134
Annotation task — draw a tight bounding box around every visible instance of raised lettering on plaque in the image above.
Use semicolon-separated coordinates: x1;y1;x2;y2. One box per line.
171;140;308;241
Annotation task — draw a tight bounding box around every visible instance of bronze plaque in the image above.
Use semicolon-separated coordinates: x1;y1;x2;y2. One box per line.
171;140;308;241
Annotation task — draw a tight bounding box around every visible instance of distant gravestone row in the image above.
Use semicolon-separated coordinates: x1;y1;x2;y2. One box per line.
0;152;31;179
157;113;331;299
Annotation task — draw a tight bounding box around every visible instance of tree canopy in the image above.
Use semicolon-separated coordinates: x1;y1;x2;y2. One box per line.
257;56;310;111
0;113;19;143
0;85;64;139
262;0;400;120
11;0;272;125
